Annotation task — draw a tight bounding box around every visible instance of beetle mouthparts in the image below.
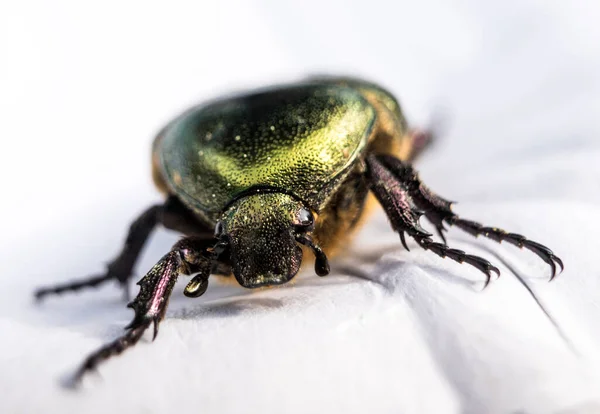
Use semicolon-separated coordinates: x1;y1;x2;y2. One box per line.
296;235;330;276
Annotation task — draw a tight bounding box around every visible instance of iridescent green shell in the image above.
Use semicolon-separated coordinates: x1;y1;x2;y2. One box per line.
156;83;377;222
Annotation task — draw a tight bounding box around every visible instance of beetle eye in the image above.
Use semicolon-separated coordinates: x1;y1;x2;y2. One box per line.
294;207;314;228
214;220;224;237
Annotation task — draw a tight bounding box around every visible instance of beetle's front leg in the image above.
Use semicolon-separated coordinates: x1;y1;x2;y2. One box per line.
72;237;215;384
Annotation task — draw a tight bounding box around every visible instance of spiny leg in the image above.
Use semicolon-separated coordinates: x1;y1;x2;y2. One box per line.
416;238;499;288
376;154;563;280
73;237;216;383
35;204;160;300
366;154;500;286
35;196;211;301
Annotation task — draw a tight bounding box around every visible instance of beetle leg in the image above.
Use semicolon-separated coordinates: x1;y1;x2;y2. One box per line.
406;128;436;163
374;154;563;280
34;204;161;301
376;154;453;244
366;154;500;285
71;237;215;384
34;196;212;301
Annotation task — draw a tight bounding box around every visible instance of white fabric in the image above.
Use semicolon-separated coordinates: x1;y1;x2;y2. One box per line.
2;1;600;413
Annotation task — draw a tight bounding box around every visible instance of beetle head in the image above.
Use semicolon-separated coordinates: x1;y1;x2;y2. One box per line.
216;193;329;288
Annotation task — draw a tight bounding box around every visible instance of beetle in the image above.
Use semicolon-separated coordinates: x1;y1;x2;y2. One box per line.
35;76;563;382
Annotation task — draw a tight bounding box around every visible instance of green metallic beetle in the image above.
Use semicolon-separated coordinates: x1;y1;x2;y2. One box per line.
35;76;562;382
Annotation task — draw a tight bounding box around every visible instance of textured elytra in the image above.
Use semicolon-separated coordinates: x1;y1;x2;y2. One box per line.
157;84;375;221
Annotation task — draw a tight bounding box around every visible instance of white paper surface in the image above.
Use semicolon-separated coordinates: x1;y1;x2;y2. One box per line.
1;1;600;413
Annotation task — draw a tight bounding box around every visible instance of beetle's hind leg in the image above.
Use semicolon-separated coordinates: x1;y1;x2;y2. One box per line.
406;128;435;163
34;196;212;301
370;154;563;280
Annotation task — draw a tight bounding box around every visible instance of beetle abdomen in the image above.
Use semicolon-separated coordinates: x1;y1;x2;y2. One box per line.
156;83;376;220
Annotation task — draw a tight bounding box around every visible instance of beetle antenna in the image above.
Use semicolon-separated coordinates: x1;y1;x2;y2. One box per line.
210;239;229;258
296;235;330;276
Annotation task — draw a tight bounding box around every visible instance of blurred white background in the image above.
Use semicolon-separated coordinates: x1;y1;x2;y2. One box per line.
1;1;600;413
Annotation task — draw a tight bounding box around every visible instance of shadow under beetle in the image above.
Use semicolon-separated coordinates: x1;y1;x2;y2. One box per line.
35;76;563;383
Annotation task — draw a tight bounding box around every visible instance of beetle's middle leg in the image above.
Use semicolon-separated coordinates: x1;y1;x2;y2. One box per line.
369;154;563;280
34;196;212;301
365;154;500;285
